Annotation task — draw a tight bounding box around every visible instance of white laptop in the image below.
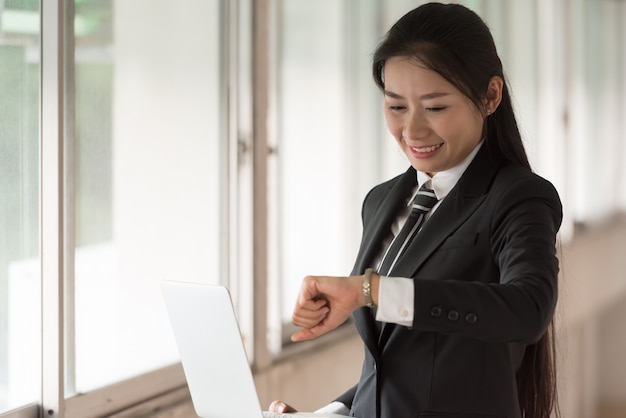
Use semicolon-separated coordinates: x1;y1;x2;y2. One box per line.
160;280;346;418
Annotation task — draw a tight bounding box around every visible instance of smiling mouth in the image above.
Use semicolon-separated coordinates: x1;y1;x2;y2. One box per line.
411;143;443;153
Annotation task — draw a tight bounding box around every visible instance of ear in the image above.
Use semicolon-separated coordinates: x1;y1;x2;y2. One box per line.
483;76;503;116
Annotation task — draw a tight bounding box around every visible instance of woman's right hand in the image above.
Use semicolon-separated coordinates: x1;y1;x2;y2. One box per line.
291;274;377;342
268;400;298;414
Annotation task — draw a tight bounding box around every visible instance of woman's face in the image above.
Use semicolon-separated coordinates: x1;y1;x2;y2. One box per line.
383;56;486;177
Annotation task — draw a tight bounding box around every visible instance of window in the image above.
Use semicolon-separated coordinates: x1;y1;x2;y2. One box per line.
2;0;226;416
68;0;223;394
268;0;386;351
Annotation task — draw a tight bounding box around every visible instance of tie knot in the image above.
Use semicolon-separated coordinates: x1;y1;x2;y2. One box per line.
412;185;438;212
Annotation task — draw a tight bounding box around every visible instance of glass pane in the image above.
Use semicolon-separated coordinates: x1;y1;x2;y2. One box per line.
276;1;349;327
274;1;384;336
0;0;41;412
69;0;222;393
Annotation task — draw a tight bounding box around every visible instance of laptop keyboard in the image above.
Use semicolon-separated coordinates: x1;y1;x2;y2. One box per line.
262;412;298;418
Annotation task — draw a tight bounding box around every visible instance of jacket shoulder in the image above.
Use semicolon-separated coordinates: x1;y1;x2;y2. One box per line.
493;165;561;200
490;165;563;227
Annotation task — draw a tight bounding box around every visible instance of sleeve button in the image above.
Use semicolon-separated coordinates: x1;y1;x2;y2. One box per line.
430;306;442;317
465;313;478;324
447;310;459;321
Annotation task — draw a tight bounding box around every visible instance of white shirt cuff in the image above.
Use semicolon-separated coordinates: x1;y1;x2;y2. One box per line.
375;276;414;327
314;401;349;415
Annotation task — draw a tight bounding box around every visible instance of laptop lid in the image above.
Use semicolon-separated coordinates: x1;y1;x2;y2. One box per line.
161;281;263;418
161;280;346;418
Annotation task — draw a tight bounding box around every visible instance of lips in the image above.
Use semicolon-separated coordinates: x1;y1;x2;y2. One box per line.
411;143;443;153
407;142;444;160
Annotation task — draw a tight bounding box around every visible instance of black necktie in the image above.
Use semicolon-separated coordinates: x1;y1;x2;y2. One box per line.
377;184;438;275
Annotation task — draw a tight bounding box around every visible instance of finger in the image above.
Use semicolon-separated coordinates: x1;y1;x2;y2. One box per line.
268;401;280;412
292;300;328;320
268;401;285;413
291;296;327;324
297;276;329;305
291;328;318;342
268;400;297;413
292;306;329;328
291;317;340;342
291;323;335;342
295;297;328;311
292;303;329;319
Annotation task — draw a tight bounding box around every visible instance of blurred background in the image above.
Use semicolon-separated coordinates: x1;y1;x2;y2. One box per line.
1;1;624;417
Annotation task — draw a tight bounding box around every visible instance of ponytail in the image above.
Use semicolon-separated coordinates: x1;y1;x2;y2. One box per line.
516;324;560;417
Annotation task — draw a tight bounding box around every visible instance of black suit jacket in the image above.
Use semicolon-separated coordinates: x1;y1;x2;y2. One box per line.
336;145;562;418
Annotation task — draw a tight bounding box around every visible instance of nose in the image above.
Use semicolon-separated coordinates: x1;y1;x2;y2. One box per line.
403;109;430;141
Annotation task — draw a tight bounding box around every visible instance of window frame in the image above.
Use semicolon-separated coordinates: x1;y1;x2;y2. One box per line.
0;404;38;418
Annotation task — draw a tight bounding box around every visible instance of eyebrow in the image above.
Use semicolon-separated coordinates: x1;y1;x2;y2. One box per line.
384;90;451;100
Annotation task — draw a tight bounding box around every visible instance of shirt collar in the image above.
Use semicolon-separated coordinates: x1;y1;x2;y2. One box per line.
413;141;483;204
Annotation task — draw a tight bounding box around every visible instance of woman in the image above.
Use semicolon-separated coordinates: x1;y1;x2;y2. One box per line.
270;3;561;417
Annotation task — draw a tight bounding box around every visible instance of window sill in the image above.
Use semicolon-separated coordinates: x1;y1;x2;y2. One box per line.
263;320;358;369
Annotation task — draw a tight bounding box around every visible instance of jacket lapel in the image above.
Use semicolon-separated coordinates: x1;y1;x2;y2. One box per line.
351;167;417;357
353;167;417;274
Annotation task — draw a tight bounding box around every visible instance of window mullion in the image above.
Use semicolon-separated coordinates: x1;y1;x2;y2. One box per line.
40;0;67;416
251;0;272;370
63;0;77;398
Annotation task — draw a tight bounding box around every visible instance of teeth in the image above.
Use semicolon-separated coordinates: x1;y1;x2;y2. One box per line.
412;143;442;153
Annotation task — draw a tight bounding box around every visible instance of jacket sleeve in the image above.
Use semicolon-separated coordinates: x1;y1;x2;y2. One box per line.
411;173;562;344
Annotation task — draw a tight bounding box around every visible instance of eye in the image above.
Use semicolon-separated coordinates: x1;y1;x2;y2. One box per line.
426;106;447;112
388;105;406;111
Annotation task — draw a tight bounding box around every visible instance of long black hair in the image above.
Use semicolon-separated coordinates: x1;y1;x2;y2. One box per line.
372;3;558;417
373;2;530;171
